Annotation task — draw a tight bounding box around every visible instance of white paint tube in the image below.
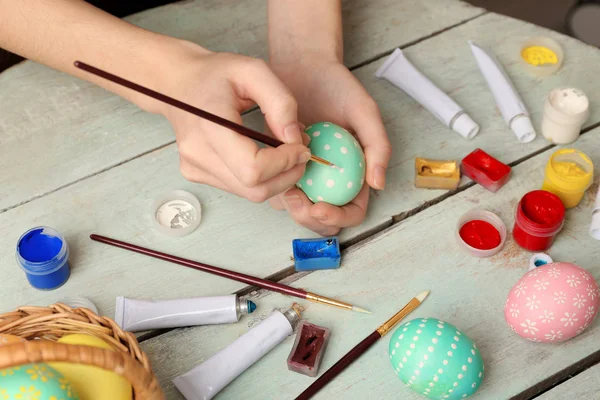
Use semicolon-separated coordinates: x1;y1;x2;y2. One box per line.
173;306;301;400
375;47;480;140
114;295;256;332
469;41;536;143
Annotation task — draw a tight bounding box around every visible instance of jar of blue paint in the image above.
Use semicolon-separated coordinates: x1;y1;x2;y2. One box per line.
16;226;71;290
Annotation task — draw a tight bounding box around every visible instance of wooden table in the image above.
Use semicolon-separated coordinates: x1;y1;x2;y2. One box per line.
1;1;599;398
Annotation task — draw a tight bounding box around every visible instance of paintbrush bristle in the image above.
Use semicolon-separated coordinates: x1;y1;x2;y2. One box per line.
352;306;372;314
416;290;430;303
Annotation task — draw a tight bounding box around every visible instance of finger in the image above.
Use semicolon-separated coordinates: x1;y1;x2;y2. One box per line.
179;159;233;193
280;189;341;236
347;98;392;190
307;183;369;227
229;57;304;145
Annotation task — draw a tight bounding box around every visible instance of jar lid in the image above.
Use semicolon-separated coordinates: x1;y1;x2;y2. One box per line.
456;210;507;257
528;253;554;271
520;37;564;77
151;190;202;237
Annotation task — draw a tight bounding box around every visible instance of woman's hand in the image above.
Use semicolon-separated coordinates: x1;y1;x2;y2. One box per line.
268;58;392;236
156;45;312;203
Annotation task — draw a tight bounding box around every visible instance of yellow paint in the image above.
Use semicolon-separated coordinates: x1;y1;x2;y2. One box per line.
542;149;593;208
49;334;132;400
551;161;587;178
414;158;460;190
521;46;558;66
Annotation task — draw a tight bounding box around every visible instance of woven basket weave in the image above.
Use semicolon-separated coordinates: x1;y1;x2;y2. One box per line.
0;303;164;399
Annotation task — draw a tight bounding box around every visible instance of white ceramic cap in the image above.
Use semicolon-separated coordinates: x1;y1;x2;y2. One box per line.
542;88;589;144
456;210;507;258
151;190;202;237
510;116;536;143
452;113;480;139
528;253;554;271
57;296;99;314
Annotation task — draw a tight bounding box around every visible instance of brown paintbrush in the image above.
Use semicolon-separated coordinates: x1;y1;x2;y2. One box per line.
74;61;336;168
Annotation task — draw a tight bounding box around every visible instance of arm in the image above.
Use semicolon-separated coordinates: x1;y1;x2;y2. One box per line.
0;0;310;205
267;1;392;236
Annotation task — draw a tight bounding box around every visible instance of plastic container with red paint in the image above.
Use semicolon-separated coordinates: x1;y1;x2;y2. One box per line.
456;210;507;257
461;148;511;192
513;190;565;252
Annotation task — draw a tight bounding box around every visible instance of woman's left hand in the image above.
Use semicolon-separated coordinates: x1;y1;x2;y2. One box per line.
268;59;392;236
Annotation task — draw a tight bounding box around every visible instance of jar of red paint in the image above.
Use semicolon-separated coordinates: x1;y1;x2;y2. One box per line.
513;190;565;251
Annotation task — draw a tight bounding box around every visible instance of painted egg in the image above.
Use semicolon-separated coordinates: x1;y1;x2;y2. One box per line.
49;334;132;400
389;318;484;399
298;122;366;206
505;262;599;343
0;334;26;346
0;363;79;399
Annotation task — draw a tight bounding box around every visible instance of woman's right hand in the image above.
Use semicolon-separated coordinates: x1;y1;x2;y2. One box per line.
151;43;311;203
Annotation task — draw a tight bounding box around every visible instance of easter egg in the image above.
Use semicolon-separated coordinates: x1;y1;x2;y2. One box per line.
0;334;26;346
49;334;132;400
298;122;366;206
0;363;79;399
505;262;599;342
389;318;484;399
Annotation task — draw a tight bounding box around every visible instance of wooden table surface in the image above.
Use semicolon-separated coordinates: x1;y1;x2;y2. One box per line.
1;1;599;399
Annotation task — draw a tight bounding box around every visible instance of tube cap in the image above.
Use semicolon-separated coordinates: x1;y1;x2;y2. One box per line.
510;116;536;143
528;253;554;271
452;113;480;139
590;185;600;240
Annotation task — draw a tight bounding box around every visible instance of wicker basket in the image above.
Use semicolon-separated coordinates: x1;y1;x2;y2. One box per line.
0;303;164;399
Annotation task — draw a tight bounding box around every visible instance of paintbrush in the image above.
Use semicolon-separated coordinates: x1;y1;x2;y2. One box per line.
73;61;337;169
90;234;369;314
295;290;430;399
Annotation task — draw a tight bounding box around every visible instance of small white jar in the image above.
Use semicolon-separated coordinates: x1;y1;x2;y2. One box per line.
542;88;589;144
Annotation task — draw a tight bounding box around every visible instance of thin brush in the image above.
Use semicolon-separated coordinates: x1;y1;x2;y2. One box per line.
90;234;369;314
295;290;430;399
74;61;337;169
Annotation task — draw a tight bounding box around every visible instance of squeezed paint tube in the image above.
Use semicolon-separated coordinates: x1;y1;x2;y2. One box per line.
375;47;479;139
469;41;536;143
114;295;256;332
173;306;301;400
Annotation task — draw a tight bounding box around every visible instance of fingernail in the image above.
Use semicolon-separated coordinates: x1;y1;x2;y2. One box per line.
311;212;327;221
283;123;303;144
374;165;386;189
299;122;306;131
284;194;302;210
302;132;311;146
297;151;312;164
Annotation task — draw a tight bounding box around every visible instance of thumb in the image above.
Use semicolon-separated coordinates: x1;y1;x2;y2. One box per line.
231;58;304;145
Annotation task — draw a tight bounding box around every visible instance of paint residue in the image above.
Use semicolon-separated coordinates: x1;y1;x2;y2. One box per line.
156;200;197;229
18;228;63;262
552;161;588;179
459;220;501;250
521;46;558;66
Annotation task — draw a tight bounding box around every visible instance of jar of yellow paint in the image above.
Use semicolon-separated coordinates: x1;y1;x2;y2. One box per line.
542;149;593;208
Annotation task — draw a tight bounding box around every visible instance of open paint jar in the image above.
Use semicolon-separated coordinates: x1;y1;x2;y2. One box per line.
456;210;507;257
541;149;593;208
16;226;71;290
513;190;565;252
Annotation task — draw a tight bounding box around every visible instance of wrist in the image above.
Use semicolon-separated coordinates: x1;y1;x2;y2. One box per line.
269;35;342;67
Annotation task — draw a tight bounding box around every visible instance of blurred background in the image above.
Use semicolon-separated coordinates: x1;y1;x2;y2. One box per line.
1;0;599;73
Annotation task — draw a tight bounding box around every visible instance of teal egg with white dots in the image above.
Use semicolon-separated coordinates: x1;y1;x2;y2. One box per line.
389;319;484;399
298;122;365;206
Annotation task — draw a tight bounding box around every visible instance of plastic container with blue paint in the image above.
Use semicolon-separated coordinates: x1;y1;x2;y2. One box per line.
293;237;341;271
16;226;71;290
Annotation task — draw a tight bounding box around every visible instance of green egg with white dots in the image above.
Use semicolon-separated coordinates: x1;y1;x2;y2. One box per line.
389;319;484;399
299;122;366;206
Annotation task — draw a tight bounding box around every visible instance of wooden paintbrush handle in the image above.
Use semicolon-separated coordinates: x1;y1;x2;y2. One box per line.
295;331;381;399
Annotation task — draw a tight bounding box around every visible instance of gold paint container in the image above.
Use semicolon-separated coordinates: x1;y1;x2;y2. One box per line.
415;157;460;190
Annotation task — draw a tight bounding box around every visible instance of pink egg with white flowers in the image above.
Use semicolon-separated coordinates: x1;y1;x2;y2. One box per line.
504;262;599;343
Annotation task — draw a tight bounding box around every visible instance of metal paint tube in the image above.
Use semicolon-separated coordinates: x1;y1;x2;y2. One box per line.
469;41;537;143
173;306;301;400
375;47;480;140
114;295;256;332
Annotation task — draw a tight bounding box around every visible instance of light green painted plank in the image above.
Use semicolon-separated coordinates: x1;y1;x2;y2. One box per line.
0;0;483;212
140;126;600;399
537;364;600;400
2;12;600;330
